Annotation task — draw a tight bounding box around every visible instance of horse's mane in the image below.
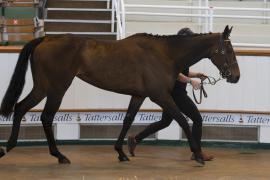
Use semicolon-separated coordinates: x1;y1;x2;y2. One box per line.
131;28;212;39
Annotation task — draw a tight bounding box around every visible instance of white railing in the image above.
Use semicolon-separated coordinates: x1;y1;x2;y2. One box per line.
122;3;270;48
125;4;270;32
112;0;125;40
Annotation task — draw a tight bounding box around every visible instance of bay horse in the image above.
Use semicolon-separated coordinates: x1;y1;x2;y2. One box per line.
0;25;239;165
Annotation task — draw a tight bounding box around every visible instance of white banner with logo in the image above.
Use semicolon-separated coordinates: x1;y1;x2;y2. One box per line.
0;111;269;126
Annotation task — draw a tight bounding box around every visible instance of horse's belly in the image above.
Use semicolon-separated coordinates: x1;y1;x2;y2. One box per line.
76;72;144;96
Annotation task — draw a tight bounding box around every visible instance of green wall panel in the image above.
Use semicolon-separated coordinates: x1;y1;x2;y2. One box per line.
3;7;36;19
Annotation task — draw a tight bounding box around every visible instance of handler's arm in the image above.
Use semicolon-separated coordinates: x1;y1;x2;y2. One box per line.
177;73;201;90
177;73;192;83
188;71;207;78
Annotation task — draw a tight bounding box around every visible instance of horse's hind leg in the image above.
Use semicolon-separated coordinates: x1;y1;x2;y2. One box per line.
115;96;145;161
41;92;70;164
0;88;45;158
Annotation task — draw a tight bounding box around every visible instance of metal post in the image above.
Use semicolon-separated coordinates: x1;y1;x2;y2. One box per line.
205;0;209;6
107;0;110;9
204;0;209;33
116;26;119;40
263;0;268;24
120;0;125;39
198;0;202;32
117;0;120;39
209;7;213;32
111;0;115;33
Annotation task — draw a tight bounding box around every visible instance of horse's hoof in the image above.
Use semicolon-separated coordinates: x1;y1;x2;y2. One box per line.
118;155;130;162
194;157;205;166
191;152;214;161
58;157;71;164
127;136;137;157
0;147;6;158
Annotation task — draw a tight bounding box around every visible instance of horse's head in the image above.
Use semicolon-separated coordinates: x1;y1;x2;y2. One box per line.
209;25;240;83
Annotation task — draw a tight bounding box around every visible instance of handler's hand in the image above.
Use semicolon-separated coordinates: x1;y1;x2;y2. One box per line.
191;79;201;90
196;72;207;80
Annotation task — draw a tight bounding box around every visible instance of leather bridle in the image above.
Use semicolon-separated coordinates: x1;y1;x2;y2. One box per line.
192;75;223;104
193;35;239;104
211;36;237;79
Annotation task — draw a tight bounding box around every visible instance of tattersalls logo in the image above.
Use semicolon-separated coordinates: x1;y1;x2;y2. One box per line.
0;114;13;123
81;112;162;124
54;114;73;122
28;113;73;122
1;111;270;126
83;112;125;123
76;113;81;122
22;116;27;122
201;114;235;124
137;113;162;122
199;113;270;126
246;115;270;124
239;114;244;123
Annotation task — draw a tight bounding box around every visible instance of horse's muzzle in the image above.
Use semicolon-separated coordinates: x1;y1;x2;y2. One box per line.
226;75;240;83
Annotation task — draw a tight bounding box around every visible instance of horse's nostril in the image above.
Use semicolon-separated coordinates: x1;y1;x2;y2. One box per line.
229;75;240;83
234;76;240;83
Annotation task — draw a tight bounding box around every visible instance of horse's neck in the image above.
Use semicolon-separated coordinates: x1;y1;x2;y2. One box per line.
170;34;219;70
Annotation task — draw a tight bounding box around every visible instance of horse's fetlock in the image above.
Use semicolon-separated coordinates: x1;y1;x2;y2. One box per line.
0;147;7;158
7;141;16;152
50;151;60;157
114;145;122;151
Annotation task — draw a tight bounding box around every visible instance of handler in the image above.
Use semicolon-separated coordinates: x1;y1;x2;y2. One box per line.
128;28;214;161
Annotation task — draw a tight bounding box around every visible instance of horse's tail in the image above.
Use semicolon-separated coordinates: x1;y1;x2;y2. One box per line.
0;37;44;117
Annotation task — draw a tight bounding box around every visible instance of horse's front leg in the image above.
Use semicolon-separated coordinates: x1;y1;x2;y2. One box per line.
150;94;205;165
115;96;145;161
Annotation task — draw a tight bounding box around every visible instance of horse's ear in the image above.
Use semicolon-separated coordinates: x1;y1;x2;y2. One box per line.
229;26;233;34
223;25;231;39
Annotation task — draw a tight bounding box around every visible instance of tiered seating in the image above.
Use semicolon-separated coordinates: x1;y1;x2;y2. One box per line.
0;0;42;45
0;18;42;44
44;0;117;40
1;0;39;7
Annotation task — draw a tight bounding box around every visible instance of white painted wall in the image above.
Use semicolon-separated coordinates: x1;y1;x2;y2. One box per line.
0;53;269;112
1;53;270;142
190;56;270;112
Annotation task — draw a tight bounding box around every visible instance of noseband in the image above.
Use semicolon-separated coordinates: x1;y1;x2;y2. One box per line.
212;36;237;79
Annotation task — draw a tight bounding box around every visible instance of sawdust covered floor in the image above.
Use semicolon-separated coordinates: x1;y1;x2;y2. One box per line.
0;145;269;180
